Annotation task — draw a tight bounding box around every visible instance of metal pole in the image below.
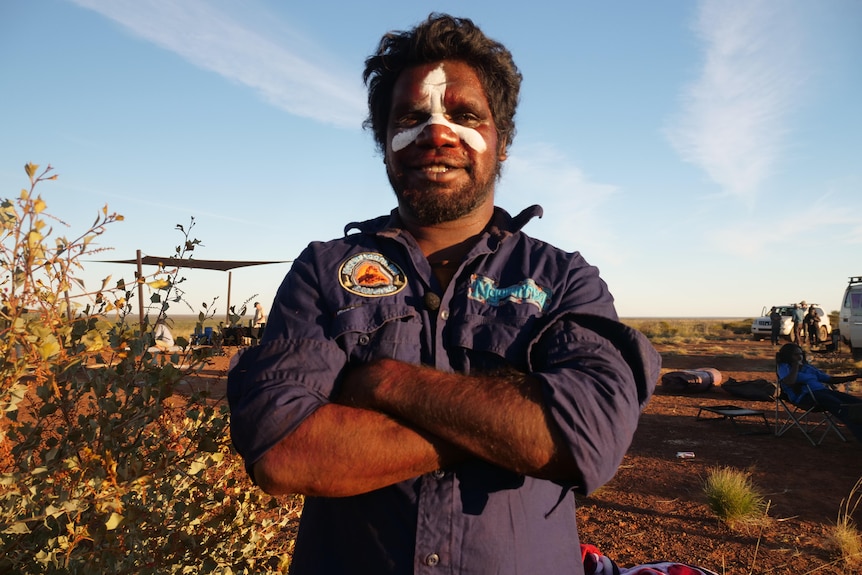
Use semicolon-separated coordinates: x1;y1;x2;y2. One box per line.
226;271;232;324
137;249;144;328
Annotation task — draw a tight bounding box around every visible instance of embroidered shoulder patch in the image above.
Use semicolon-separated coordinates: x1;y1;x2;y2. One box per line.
339;252;407;297
467;275;552;311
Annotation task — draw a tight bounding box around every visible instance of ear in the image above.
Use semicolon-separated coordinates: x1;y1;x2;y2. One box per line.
497;136;509;162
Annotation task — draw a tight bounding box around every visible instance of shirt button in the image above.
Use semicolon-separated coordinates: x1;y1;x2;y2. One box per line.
432;469;445;479
425;553;440;567
440;310;449;320
358;334;370;345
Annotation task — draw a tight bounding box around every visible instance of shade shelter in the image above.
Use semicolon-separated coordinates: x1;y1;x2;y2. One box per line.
100;250;289;325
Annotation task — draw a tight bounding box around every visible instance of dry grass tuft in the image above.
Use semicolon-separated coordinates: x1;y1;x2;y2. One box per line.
828;477;862;570
703;466;767;528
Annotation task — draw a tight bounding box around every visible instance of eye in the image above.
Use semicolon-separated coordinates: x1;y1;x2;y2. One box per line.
450;112;481;127
393;112;427;129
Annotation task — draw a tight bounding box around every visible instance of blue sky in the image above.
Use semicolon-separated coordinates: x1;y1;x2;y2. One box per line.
2;0;860;318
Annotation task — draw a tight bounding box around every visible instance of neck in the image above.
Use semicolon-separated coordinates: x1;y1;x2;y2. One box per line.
400;204;493;291
400;203;494;260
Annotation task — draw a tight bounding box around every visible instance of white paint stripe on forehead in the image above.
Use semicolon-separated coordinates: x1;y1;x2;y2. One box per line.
391;65;488;153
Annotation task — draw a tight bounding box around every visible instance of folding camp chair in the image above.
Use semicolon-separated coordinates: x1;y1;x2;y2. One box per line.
774;376;847;446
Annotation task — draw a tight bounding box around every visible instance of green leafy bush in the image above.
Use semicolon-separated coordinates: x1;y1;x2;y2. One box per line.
1;164;298;574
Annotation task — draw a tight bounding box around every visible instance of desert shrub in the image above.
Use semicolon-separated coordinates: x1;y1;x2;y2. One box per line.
703;466;766;527
624;318;749;343
0;164;295;573
720;318;752;335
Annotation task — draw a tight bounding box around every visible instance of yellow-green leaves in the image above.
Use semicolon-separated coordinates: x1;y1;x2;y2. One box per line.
147;278;170;290
39;337;61;361
80;329;106;352
105;512;124;530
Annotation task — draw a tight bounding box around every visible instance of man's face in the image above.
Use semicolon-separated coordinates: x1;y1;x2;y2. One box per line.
384;60;504;225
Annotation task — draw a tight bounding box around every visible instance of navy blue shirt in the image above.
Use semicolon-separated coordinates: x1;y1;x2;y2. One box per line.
228;205;660;575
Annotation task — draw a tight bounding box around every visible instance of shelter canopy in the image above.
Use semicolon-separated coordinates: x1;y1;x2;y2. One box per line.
102;256;286;272
97;254;289;324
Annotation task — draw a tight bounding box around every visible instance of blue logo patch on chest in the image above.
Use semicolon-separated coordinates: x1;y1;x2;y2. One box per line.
467;275;552;311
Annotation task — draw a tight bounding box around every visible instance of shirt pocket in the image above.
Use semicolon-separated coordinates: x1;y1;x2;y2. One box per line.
447;310;539;374
331;303;422;364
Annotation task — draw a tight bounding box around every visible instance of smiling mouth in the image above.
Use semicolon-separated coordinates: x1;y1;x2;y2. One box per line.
415;164;467;182
423;164;454;173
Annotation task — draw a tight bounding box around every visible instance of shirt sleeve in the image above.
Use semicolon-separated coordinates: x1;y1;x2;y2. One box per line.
525;312;660;495
777;363;829;402
227;252;348;477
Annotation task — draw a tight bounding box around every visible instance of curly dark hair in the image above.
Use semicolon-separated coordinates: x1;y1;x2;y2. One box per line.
363;13;522;156
776;342;805;366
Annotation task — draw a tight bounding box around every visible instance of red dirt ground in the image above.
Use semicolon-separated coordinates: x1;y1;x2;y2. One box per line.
197;336;861;574
574;338;861;574
9;334;858;573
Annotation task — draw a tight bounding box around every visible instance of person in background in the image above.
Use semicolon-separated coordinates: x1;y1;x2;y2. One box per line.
776;343;862;442
227;14;659;575
252;301;266;339
804;306;821;347
769;306;782;346
153;316;175;352
791;303;805;345
798;300;809;342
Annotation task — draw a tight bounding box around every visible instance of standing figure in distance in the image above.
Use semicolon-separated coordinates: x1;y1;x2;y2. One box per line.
769;306;782;346
228;14;660;575
792;303;805;345
252;301;267;340
804;306;821;347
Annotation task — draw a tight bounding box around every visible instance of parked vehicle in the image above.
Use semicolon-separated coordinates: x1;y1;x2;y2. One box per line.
751;303;830;341
839;276;862;359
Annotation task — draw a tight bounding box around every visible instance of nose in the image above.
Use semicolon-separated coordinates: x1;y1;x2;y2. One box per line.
415;121;458;148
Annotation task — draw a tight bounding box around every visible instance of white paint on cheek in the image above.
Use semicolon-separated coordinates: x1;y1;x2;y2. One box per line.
390;65;488;153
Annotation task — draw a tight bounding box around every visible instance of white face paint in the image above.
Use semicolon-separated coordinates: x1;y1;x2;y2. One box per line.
390;65;488;153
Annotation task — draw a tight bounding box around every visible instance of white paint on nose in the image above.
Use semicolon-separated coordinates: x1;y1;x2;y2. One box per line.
391;66;488;153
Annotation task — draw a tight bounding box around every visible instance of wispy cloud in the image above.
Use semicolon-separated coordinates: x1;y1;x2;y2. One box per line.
665;0;807;203
69;0;366;128
705;195;861;259
501;143;621;264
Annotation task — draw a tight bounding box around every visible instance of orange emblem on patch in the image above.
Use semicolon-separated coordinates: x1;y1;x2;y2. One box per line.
339;252;407;297
354;262;391;287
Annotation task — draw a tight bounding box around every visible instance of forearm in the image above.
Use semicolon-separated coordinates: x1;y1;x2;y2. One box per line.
340;359;577;480
252;403;464;497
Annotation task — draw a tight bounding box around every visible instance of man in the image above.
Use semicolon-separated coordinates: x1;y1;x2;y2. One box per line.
798;300;809;343
252;301;266;328
769;307;782;346
252;301;267;340
792;303;805;344
228;14;660;575
804;305;821;346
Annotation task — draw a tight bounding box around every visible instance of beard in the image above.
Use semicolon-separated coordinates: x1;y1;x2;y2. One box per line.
387;162;501;226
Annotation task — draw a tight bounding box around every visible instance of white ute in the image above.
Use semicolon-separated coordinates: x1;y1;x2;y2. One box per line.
751;304;831;342
839;276;862;359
